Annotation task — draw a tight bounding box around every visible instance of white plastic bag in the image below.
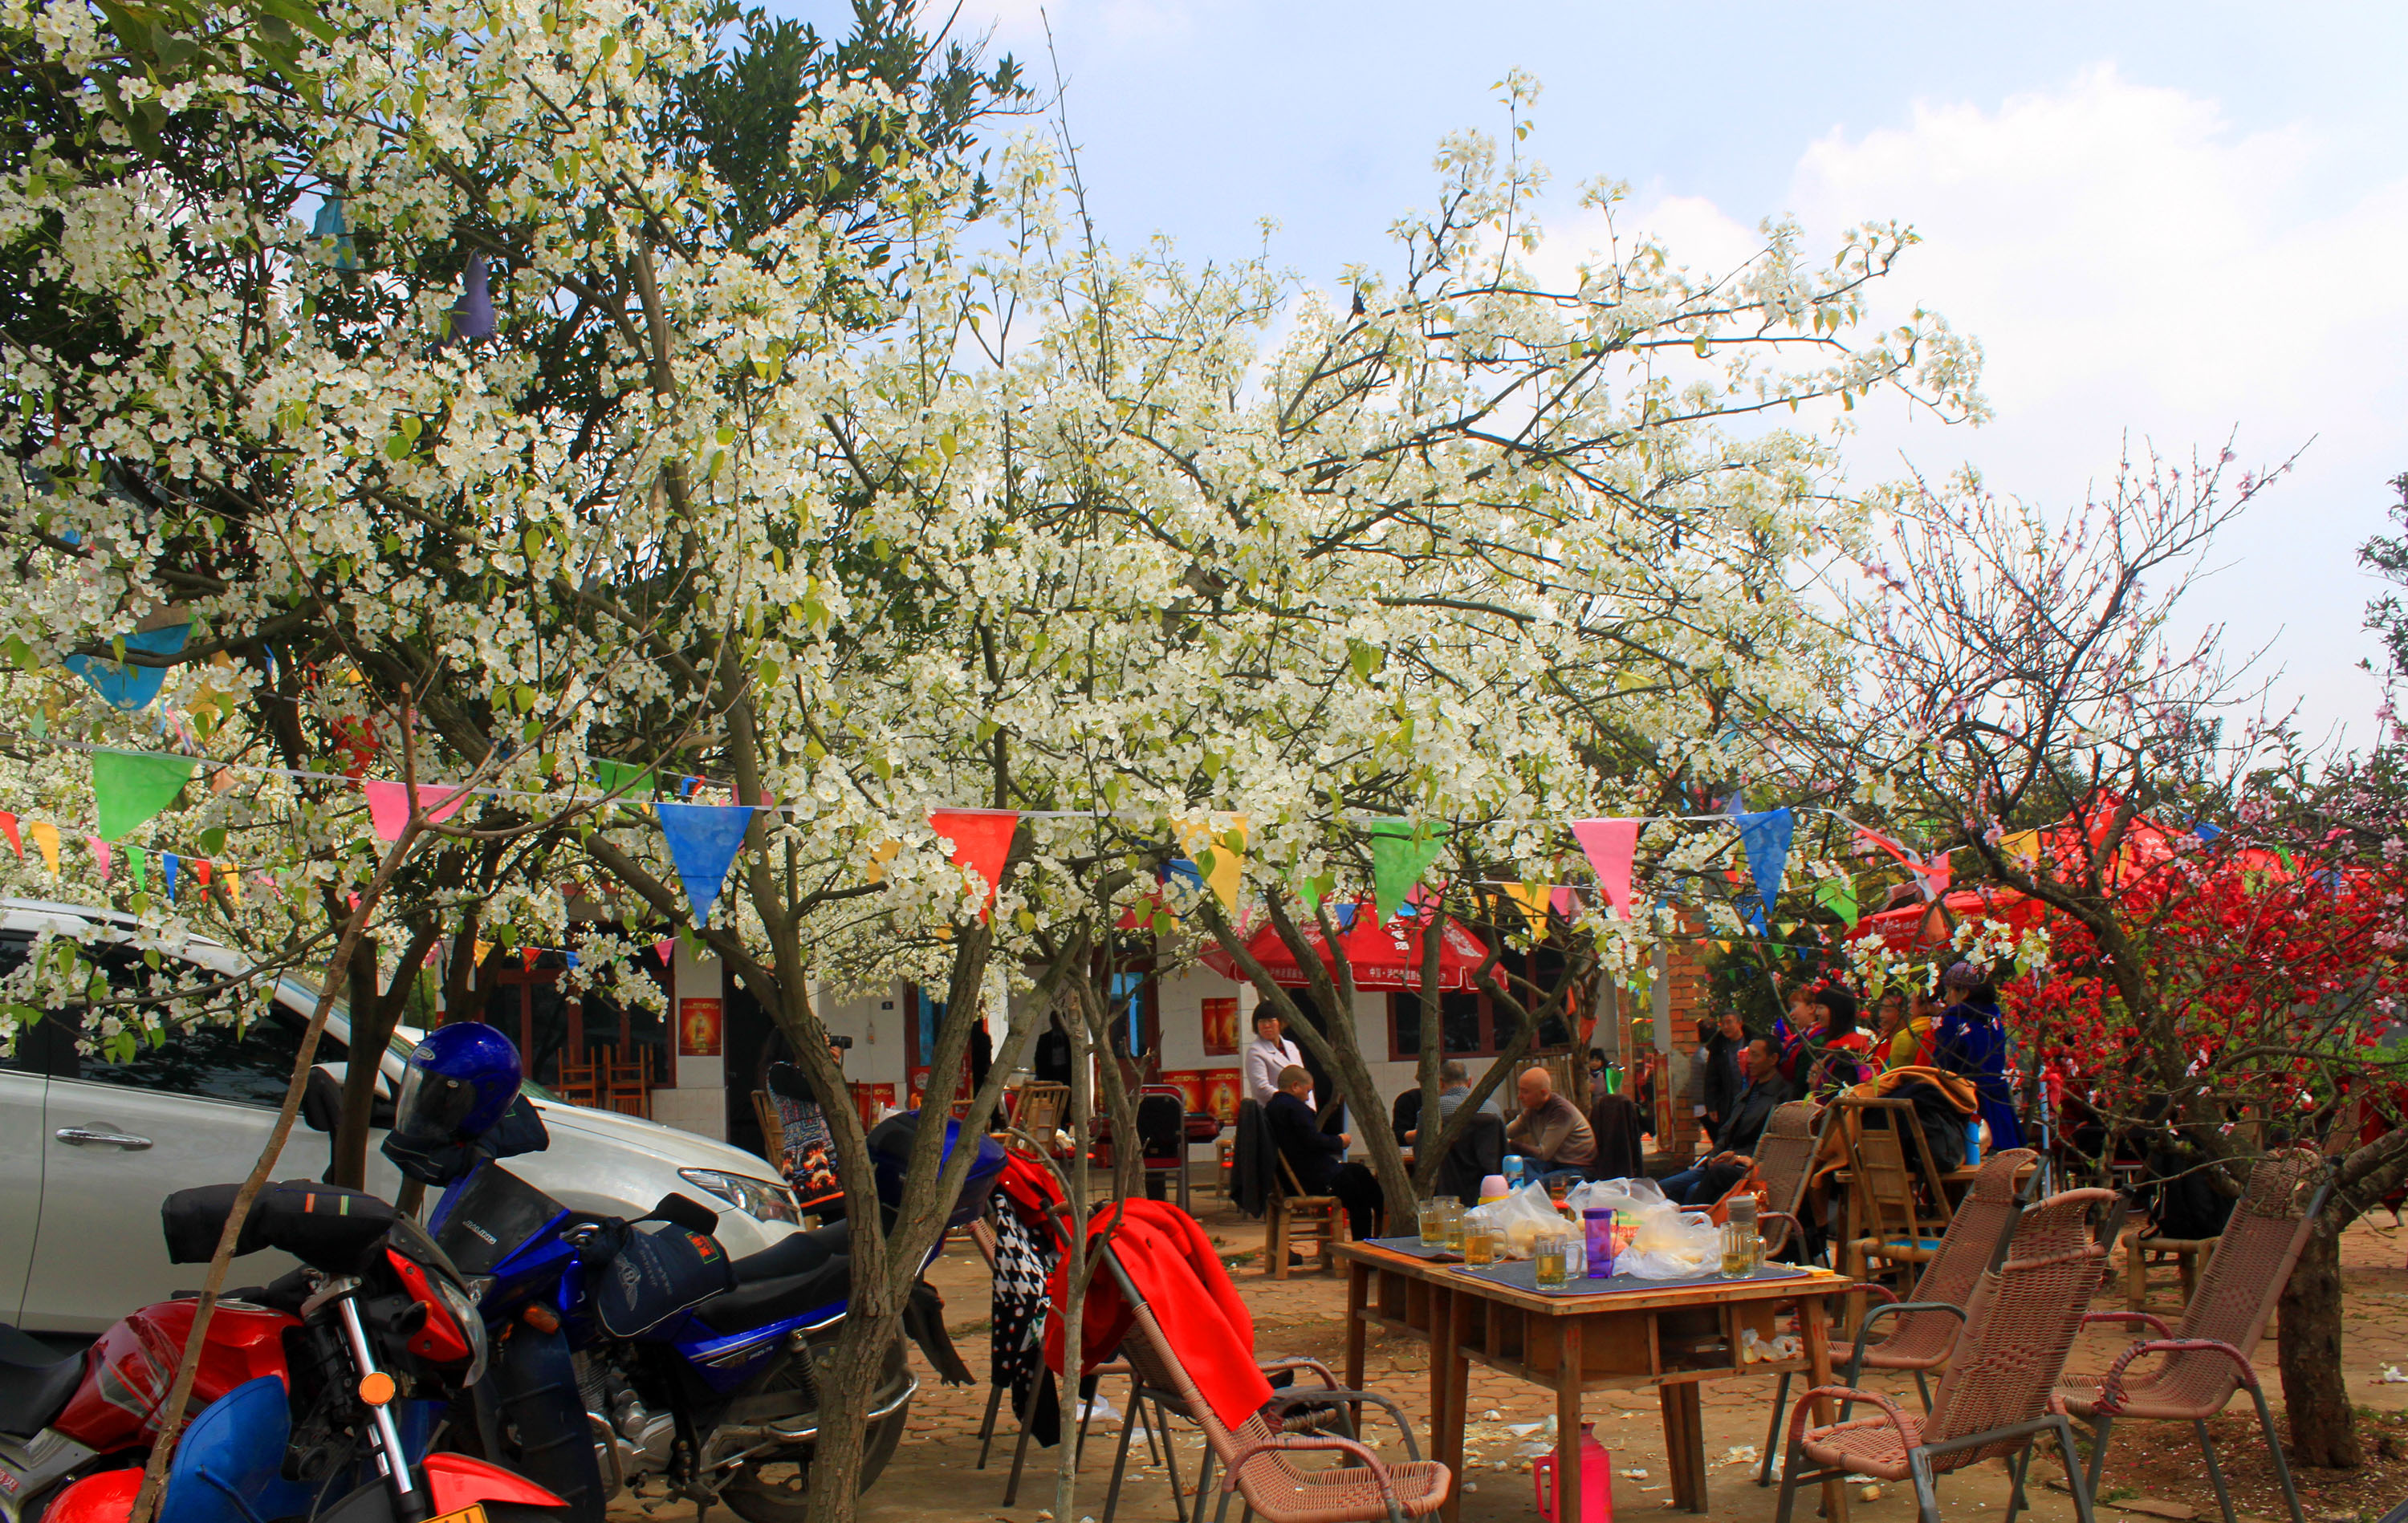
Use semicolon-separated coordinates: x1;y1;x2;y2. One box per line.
1617;1209;1719;1278
1488;1180;1567;1259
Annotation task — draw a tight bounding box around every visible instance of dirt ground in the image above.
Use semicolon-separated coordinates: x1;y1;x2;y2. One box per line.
616;1184;2408;1523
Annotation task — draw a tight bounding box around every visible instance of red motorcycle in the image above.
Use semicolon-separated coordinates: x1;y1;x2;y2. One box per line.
0;1181;564;1523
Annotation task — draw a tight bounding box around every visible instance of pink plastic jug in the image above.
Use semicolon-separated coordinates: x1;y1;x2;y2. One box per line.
1531;1423;1613;1523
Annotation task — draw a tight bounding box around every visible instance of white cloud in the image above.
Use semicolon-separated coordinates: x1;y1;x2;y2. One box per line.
1617;65;2408;743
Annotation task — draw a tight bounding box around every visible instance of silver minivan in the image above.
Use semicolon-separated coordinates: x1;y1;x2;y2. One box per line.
0;899;801;1334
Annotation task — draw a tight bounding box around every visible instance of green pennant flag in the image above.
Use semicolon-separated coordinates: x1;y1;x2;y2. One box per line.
592;758;657;800
1368;818;1445;923
127;845;147;890
92;752;197;841
1814;875;1861;928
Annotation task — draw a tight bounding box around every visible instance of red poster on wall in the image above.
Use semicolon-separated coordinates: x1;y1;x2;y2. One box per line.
678;997;723;1057
1203;1071;1241;1123
1200;997;1239;1056
1158;1069;1207;1113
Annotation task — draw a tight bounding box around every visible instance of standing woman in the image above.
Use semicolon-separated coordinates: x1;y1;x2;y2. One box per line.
1700;1012;1743;1146
1934;961;2024;1150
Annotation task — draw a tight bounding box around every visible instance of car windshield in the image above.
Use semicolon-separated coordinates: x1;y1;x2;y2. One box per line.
280;976;557;1103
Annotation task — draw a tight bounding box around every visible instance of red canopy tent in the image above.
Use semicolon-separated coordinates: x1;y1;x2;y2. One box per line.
1849;885;2048;956
1200;908;1491;992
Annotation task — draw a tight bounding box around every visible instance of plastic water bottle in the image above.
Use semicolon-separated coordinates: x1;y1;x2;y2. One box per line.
1503;1155;1527;1190
1966;1119;1983;1168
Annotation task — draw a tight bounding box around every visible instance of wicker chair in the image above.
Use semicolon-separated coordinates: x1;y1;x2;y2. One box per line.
2052;1153;2324;1523
1756;1147;2036;1487
1098;1246;1450;1523
1724;1099;1825;1260
1773;1186;2125;1523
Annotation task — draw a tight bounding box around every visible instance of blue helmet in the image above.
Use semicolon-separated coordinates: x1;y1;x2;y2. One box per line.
393;1022;523;1145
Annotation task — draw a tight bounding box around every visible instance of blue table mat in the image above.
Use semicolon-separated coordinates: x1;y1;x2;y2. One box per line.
1362;1234;1463;1261
1454;1259;1813;1298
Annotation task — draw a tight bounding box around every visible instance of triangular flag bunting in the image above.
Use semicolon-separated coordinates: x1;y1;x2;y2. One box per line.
64;623;189;710
1367;818;1445;923
1172;816;1248;912
592;759;657;800
1501;882;1551;940
2000;830;2042;868
1814;875;1861;928
225;863;242;908
194;860;213;890
1915;847;1954;900
653;937;675;966
1550;883;1580;919
161;851;179;900
128;847;146;890
86;835;112;881
928;809;1018;920
362;779;472;841
1570;818;1642;919
657;802;759;928
1735;808;1795;921
29;822;59;875
93;751;198;841
0;811;19;858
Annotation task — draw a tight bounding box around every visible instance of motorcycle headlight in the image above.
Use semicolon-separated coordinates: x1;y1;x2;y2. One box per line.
677;1168;801;1224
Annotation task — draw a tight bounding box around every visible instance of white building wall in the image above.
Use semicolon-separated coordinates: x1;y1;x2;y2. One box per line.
816;979;907;1092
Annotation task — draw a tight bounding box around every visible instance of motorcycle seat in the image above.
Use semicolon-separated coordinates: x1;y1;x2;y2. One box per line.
729;1216;851;1285
692;1254;852;1336
0;1324;85;1439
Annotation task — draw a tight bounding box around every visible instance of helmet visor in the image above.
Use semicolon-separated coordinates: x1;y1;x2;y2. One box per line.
394;1058;484;1142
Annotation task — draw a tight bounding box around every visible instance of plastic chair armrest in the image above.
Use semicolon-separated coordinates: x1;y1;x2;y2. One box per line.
2081;1309;2174;1340
2094;1337;2260;1414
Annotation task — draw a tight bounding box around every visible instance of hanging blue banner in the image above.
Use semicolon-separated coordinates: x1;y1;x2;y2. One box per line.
657;802;758;928
1736;807;1794;924
64;624;189;710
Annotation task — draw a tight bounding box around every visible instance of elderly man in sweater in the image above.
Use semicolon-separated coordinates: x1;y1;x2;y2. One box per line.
1504;1066;1597;1172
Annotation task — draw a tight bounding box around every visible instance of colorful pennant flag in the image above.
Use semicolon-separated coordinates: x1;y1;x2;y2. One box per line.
0;811;18;859
451;251;496;340
1367;818;1445;923
63;623;189;711
1172;815;1248;912
657;801;759;928
92;750;199;840
128;846;146;890
312;193;357;270
928;809;1019;920
1814;874;1861;928
28;821;59;875
225;864;242;908
1736;808;1795;921
592;759;657;800
362;779;473;840
1916;848;1954;900
1550;884;1580;919
1999;830;2042;868
1570;818;1642;920
161;851;179;900
1502;882;1552;939
85;835;111;881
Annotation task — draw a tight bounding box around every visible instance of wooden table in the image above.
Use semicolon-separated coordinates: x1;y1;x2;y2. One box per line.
1334;1241;1857;1522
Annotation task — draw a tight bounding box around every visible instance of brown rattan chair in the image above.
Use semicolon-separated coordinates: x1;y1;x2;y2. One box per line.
2052;1152;2324;1523
1773;1185;2125;1523
1717;1099;1825;1260
1755;1147;2037;1486
1096;1243;1450;1523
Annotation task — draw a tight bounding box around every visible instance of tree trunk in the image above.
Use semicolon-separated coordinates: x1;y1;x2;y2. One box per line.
2277;1215;2361;1468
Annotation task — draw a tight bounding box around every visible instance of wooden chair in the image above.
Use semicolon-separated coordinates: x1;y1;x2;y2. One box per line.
1836;1096;1954;1292
604;1047;652;1117
2124;1229;2219;1310
750;1090;785;1168
553;1054;600;1107
1013;1082;1070;1152
1266;1154;1347;1280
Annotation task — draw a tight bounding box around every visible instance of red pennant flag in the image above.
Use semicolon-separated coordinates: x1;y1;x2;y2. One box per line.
522;947;539;971
927;809;1019;920
1570;818;1642;920
0;812;18;859
193;860;213;888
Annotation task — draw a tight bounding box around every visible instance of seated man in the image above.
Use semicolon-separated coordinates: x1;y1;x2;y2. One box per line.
1660;1037;1794;1206
1267;1066;1382;1240
1402;1058;1501;1144
1504;1066;1597;1173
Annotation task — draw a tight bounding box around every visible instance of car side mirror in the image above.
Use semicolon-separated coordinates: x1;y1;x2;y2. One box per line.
647;1193;719;1234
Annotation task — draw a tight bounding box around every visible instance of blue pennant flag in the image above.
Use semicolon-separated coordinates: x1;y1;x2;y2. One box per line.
657;802;758;928
1162;859;1204;892
2190;820;2223;843
161;851;180;901
1736;807;1795;924
64;623;190;710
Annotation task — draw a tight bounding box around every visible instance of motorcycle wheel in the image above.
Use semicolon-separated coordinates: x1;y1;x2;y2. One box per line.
718;1338;910;1523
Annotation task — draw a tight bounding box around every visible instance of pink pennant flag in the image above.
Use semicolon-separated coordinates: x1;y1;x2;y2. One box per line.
1550;884;1580;919
1916;849;1954;900
85;835;112;881
654;937;676;966
362;779;472;841
1570;818;1642;920
1854;826;1918;867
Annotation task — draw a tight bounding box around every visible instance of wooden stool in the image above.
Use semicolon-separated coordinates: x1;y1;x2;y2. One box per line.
2125;1229;2219;1309
1265;1157;1347;1280
1214;1137;1235;1196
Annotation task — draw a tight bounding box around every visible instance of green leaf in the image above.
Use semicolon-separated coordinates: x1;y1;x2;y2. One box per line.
197;826;226;855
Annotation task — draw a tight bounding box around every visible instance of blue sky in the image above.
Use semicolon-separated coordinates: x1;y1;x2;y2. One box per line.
779;1;2408;744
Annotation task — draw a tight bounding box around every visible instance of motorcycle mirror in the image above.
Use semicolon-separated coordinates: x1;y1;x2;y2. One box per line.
646;1193;719;1234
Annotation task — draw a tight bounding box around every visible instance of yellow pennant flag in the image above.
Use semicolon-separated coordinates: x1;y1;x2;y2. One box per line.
1173;815;1250;912
1501;882;1551;940
864;838;901;884
225;863;243;908
2000;830;2041;869
28;821;59;875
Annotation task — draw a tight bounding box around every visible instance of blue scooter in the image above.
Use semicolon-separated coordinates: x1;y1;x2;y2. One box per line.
386;1031;998;1523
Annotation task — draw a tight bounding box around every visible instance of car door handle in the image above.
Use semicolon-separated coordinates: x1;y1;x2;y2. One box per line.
55;1126;153;1149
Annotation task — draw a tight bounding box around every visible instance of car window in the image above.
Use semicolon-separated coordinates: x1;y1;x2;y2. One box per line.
5;936;348;1105
0;933;78;1078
